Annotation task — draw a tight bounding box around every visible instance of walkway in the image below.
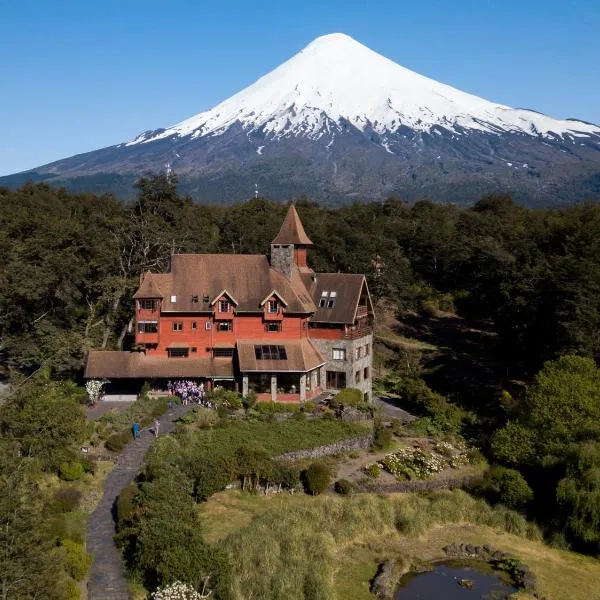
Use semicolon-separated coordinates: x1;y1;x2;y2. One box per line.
374;394;416;423
86;403;194;600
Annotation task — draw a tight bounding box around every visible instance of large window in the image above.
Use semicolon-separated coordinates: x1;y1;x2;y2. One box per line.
363;366;370;380
172;322;183;332
137;321;158;333
355;370;361;384
332;348;346;361
326;371;346;389
254;345;288;360
219;300;230;313
168;347;188;358
216;321;232;332
264;322;282;332
139;299;156;310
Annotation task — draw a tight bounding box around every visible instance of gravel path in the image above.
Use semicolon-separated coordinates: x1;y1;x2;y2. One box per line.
86;403;194;599
374;395;416;423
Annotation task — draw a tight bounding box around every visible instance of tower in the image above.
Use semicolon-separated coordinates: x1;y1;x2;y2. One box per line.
270;205;313;279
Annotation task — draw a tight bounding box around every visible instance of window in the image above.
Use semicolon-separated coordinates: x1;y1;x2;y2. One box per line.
332;348;346;361
172;322;183;332
219;300;230;313
191;321;197;330
267;300;279;313
365;344;370;356
191;295;199;303
265;322;282;332
216;321;232;332
168;347;188;358
203;295;210;304
214;348;234;358
191;347;197;353
355;370;361;384
326;371;346;389
319;290;337;308
170;295;177;303
254;345;288;360
137;321;158;333
356;347;362;360
139;299;155;310
363;366;369;380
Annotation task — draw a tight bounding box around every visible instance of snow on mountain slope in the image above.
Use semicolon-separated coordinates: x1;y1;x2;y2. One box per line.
126;32;600;148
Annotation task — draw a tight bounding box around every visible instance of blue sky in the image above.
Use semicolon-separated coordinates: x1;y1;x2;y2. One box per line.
0;0;598;176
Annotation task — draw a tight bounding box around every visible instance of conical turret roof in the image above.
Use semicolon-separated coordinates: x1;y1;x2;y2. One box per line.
271;205;313;245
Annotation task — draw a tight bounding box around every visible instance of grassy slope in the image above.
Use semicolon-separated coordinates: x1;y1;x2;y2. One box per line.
200;490;600;600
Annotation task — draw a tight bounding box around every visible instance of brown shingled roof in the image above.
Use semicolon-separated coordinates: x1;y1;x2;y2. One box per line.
309;273;369;324
158;254;314;313
133;272;170;299
85;351;234;379
271;205;313;246
237;339;324;372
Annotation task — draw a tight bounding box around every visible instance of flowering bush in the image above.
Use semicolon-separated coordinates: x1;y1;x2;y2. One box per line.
151;581;211;600
363;464;381;478
376;441;470;480
85;379;105;405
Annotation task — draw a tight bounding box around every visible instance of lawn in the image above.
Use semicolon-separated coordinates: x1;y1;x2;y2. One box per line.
199;490;600;600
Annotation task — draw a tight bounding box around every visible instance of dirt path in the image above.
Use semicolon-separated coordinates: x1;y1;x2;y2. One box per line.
86;403;194;600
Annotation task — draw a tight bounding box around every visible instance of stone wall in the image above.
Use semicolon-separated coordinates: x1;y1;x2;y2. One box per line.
277;434;373;461
310;332;373;400
270;244;294;279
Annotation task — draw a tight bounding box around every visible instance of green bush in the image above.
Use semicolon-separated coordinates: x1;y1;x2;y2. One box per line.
243;391;258;410
372;424;393;451
332;388;365;409
105;430;132;452
390;419;405;436
61;539;92;581
52;487;82;513
116;483;138;528
303;463;331;495
59;461;84;482
270;463;301;489
334;479;355;495
365;464;381;478
473;466;534;509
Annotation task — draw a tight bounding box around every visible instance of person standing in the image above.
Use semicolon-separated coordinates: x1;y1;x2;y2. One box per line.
132;422;140;440
154;419;160;437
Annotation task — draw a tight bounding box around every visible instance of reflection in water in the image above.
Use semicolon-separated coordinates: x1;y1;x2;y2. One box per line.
395;563;517;599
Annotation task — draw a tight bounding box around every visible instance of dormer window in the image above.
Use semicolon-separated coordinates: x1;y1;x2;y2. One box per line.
139;299;156;310
219;300;230;313
319;290;337;308
267;300;279;313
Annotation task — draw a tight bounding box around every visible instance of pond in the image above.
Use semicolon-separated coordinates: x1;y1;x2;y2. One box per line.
395;561;517;599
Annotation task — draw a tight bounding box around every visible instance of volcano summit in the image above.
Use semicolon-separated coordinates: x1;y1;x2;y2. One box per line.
4;33;600;205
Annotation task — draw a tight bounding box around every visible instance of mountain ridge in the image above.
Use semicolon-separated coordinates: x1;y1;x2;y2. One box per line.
2;32;600;206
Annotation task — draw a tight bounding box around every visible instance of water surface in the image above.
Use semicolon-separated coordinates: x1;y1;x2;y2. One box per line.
395;562;517;599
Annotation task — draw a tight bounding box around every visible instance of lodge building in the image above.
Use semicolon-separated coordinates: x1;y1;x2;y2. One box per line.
85;205;374;403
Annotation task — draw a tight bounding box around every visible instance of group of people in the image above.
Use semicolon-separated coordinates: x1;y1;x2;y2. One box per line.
167;380;214;408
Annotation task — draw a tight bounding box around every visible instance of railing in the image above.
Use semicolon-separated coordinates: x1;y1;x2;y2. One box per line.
342;326;372;340
356;305;368;318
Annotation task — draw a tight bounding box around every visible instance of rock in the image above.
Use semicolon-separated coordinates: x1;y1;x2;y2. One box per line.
465;544;476;555
456;578;475;589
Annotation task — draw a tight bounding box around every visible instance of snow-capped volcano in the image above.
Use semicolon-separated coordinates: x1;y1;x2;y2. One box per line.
127;32;600;147
2;33;600;206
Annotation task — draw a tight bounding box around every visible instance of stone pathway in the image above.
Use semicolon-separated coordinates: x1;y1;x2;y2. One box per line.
86;403;194;600
374;395;416;423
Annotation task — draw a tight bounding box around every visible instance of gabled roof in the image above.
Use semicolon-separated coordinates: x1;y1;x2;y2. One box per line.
271;205;313;246
210;289;239;306
154;254;314;313
133;272;169;299
308;273;370;324
236;339;324;373
259;290;288;307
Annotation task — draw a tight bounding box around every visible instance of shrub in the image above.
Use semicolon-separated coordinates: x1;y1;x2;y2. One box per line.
390;419;405;436
473;466;534;510
303;463;331;495
105;430;132;452
59;461;84;482
80;456;97;474
116;483;139;528
61;539;92;581
52;487;82;513
364;464;381;478
333;388;365;409
271;463;301;489
372;424;393;450
334;479;355;495
243;391;258;410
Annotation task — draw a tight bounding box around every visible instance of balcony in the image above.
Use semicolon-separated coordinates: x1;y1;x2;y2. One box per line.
356;305;369;318
342;326;372;340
